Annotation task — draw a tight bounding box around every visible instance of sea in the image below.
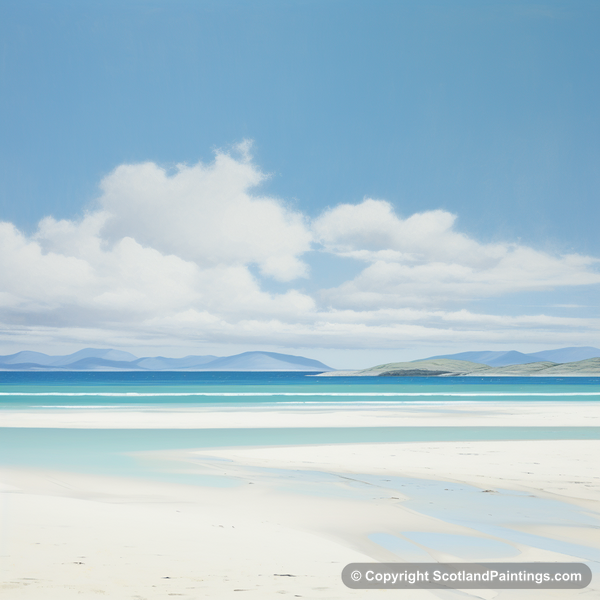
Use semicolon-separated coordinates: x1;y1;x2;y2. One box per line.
1;371;599;475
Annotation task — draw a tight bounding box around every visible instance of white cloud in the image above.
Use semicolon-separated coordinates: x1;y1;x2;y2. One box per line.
314;199;600;308
2;221;315;323
1;149;599;356
0;145;316;330
2;308;598;356
314;199;493;265
97;143;311;281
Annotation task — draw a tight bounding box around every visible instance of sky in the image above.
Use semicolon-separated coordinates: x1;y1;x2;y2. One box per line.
0;0;599;368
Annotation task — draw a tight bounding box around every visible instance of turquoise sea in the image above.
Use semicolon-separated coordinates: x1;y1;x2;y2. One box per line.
1;371;599;477
1;371;600;404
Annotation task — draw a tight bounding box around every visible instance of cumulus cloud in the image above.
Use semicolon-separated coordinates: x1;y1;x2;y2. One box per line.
1;147;599;353
0;145;316;331
314;199;600;308
97;143;311;281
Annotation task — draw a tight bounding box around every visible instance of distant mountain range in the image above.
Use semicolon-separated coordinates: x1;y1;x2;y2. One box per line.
2;346;599;374
426;346;600;367
318;347;600;377
0;349;332;372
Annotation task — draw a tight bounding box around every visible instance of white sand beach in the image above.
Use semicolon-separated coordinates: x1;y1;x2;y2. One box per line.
1;403;599;599
2;400;600;428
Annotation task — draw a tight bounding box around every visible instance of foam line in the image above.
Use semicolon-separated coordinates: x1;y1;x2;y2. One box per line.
0;392;599;397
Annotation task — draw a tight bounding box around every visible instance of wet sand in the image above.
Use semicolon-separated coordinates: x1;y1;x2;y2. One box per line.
1;402;598;599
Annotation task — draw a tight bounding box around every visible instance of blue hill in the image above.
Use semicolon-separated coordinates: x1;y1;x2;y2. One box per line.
425;347;600;366
195;351;331;371
527;346;600;363
0;348;332;371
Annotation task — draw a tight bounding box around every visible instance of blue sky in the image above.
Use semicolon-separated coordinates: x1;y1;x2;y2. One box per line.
0;0;599;367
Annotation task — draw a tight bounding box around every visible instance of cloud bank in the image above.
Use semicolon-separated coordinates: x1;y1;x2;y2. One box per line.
1;144;599;353
314;199;599;308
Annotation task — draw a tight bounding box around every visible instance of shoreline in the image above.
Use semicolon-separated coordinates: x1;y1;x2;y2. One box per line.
317;372;600;377
1;402;599;598
1;400;600;428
